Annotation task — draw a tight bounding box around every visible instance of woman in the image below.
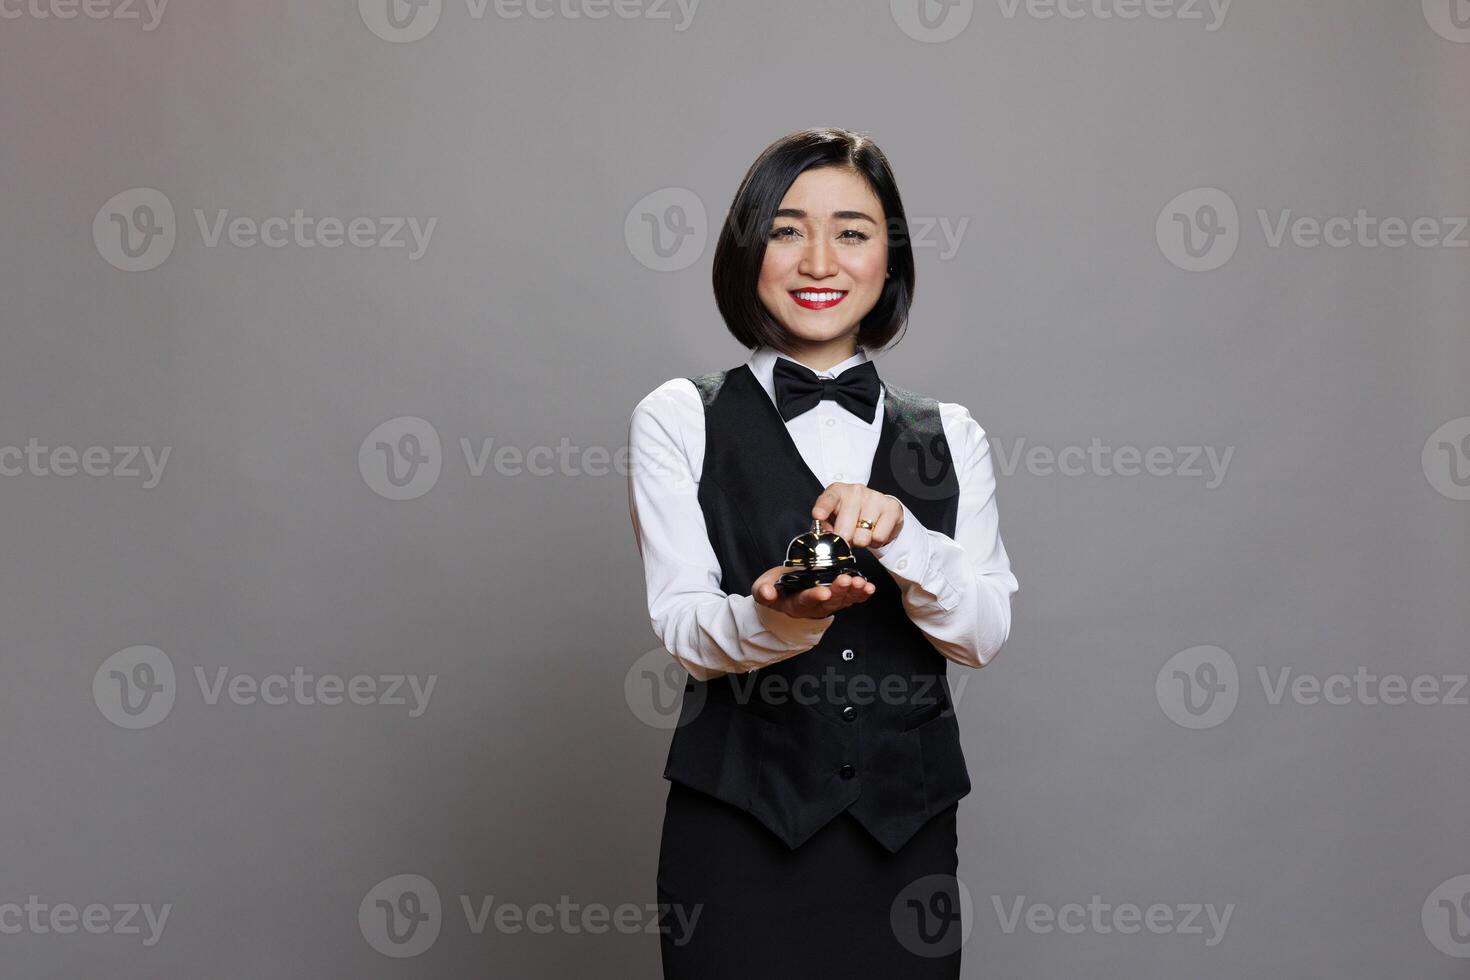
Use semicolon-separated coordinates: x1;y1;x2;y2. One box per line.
627;127;1018;978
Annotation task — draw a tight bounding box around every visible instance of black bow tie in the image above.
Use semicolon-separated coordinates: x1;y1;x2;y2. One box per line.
772;357;882;424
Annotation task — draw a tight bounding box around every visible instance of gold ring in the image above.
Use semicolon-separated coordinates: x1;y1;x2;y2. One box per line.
856;518;876;530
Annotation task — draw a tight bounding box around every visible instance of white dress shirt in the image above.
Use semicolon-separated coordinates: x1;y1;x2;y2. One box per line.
627;345;1018;682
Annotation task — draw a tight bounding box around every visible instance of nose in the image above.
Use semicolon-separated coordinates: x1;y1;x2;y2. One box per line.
797;233;837;280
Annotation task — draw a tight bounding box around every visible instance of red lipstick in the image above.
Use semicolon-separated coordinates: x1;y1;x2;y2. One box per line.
788;288;848;310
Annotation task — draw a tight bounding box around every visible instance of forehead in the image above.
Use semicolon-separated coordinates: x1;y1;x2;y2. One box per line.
778;167;883;215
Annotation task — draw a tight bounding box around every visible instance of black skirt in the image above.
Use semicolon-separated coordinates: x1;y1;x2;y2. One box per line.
656;779;964;979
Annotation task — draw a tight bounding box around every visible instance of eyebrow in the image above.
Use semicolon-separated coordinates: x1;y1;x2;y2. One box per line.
773;208;878;224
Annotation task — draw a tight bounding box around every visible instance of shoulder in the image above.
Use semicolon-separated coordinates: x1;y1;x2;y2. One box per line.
628;375;713;451
631;376;700;422
936;399;987;443
882;377;989;442
630;364;741;422
885;378;992;470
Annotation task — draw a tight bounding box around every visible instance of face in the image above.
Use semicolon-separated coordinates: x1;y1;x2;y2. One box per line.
757;166;889;351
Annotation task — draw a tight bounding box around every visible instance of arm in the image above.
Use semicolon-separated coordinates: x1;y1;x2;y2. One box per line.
868;403;1018;668
628;380;835;681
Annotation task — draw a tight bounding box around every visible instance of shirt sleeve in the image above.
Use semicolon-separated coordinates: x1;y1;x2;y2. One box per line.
628;379;835;681
867;402;1018;668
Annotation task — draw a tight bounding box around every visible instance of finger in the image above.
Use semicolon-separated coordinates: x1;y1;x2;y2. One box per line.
810;485;845;526
798;585;832;607
830;485;864;542
866;502;900;549
849;499;879;548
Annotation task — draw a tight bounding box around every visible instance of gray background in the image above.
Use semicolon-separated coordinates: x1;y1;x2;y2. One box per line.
2;0;1468;976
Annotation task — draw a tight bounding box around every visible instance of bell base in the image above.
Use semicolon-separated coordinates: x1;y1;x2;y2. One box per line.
776;565;865;594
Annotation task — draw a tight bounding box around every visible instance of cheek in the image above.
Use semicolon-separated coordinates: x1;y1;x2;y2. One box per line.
759;249;794;289
844;250;888;291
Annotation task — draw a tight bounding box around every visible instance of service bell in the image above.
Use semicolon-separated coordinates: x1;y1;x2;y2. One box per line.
777;518;864;593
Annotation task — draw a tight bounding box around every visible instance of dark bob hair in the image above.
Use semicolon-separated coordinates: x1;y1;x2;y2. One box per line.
711;127;915;353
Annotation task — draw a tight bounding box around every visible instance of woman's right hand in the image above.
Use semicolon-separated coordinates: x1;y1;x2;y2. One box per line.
751;564;877;619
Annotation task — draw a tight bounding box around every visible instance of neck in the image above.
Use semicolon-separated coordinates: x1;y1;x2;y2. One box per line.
778;335;859;373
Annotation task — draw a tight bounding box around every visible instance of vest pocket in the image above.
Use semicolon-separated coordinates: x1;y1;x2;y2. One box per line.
917;708;972;805
899;696;949;732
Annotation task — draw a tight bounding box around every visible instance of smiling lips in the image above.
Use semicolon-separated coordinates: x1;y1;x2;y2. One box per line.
789;288;848;310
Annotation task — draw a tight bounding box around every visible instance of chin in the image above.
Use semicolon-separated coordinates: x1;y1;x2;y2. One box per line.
787;312;860;338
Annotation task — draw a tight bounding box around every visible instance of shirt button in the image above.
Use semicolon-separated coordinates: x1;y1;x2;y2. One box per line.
896;557;909;571
833;471;845;481
824;418;836;428
838;763;855;779
841;648;855;661
841;705;857;722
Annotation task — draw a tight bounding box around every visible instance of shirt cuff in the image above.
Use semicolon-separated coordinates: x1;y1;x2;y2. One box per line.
748;595;834;656
868;500;932;582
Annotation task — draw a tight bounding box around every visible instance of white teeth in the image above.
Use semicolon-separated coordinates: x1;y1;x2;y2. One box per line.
793;291;845;302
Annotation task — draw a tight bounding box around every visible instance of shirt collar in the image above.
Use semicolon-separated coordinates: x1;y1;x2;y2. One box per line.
746;345;883;424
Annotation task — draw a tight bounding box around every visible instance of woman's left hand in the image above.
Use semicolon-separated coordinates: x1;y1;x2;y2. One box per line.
812;483;904;550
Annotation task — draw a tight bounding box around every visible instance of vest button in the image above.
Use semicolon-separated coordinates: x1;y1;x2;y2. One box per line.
841;705;857;721
841;648;855;661
838;763;855;779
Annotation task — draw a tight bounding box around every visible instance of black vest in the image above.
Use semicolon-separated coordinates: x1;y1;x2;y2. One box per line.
662;362;971;853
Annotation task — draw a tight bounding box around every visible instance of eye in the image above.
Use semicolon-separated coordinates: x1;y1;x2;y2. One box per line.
838;229;870;242
769;225;801;241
